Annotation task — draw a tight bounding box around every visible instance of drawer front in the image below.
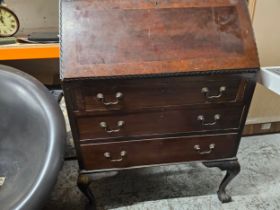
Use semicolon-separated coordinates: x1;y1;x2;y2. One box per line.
77;106;244;140
79;134;238;170
68;76;245;113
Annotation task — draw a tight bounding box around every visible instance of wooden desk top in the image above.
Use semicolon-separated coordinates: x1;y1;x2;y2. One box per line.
61;0;259;79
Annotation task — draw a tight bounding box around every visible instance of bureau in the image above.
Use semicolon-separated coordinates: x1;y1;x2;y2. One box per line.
60;0;259;209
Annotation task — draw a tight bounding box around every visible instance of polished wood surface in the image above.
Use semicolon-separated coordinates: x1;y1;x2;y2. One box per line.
203;158;241;203
67;75;245;113
61;0;259;79
61;0;259;206
80;134;238;170
77;105;244;141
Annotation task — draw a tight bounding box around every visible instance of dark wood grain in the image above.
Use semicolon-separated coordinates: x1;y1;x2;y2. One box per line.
60;0;259;79
61;0;259;205
203;158;241;203
77;174;96;209
77;105;244;141
68;75;245;113
79;134;238;170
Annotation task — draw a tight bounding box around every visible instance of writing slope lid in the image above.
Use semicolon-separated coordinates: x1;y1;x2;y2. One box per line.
60;0;259;79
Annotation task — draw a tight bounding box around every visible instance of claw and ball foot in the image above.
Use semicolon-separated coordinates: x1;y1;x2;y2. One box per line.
203;159;240;203
77;173;96;210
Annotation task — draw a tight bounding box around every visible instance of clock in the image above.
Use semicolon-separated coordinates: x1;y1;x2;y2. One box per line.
0;5;19;37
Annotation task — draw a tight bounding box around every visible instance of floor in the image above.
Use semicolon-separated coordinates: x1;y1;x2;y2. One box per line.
43;99;280;210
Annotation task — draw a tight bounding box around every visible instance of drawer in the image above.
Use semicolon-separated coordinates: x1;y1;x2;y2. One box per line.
79;134;238;170
67;75;245;113
77;105;244;140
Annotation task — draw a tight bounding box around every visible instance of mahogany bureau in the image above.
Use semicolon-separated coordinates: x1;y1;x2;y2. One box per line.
60;0;259;208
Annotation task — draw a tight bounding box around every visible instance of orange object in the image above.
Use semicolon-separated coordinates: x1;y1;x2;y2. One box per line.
0;44;60;60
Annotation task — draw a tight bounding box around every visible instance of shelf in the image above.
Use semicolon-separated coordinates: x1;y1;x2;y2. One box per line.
258;67;280;96
0;43;59;60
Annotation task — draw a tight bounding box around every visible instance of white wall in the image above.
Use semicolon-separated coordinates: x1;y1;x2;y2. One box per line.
247;0;280;124
5;0;59;35
253;0;280;66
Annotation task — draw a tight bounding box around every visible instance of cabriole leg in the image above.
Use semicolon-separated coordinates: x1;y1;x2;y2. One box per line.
77;173;96;210
203;158;240;203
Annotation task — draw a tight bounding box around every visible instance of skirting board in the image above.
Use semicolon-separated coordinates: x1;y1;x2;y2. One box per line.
243;121;280;136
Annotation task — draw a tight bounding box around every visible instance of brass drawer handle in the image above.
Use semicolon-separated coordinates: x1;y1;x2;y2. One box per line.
197;114;221;126
99;121;125;133
96;92;123;106
194;144;215;155
201;86;226;99
104;151;127;162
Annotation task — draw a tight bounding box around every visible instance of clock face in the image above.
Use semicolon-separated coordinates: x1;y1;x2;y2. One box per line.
0;6;19;37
